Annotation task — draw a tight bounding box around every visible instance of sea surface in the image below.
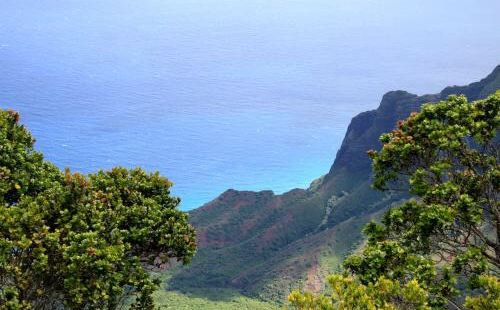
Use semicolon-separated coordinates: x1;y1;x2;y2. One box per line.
1;0;499;209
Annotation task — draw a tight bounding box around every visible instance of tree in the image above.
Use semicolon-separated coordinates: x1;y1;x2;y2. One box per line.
289;92;500;309
289;275;430;310
0;110;197;309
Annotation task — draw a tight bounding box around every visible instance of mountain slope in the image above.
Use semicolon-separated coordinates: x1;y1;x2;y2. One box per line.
168;65;500;303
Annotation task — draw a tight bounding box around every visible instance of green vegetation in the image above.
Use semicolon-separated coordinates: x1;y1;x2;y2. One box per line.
289;92;500;309
170;189;332;302
0;110;196;309
154;289;278;310
152;273;279;310
289;275;430;310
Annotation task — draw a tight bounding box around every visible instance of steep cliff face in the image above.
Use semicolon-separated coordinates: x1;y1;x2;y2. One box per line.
169;66;500;302
327;91;433;176
319;66;500;227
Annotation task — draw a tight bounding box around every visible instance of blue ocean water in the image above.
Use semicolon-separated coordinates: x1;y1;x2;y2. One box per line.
1;1;499;210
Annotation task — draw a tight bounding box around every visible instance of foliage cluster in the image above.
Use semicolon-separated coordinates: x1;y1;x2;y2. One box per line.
0;110;196;309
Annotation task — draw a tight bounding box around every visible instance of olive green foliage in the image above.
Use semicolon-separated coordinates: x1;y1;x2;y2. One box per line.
464;275;500;310
289;275;430;310
289;92;500;309
0;110;196;309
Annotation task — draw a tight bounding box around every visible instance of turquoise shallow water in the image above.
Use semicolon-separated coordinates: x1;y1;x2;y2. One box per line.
1;0;499;209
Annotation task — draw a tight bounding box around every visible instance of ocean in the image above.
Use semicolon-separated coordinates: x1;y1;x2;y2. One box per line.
1;0;499;209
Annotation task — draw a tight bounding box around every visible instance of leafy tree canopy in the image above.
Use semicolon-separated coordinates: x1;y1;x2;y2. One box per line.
0;110;196;309
289;92;500;309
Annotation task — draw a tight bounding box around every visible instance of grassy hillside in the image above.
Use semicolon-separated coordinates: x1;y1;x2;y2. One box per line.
152;273;279;310
168;65;500;303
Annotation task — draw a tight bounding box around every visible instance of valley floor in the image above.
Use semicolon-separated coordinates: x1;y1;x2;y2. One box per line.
152;273;280;310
